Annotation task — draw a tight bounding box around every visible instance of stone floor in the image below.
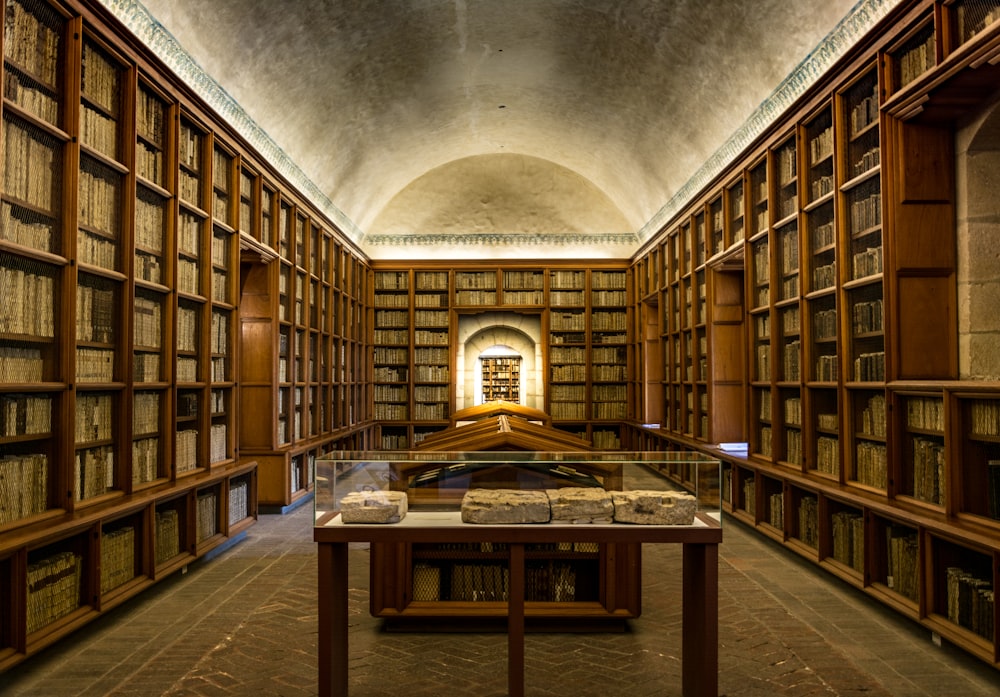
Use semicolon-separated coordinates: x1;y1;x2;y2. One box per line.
4;502;999;697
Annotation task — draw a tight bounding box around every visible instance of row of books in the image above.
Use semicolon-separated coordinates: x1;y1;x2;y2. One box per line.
76;280;115;343
550;270;585;289
79;162;121;240
134;249;163;284
910;436;945;505
212;149;231;194
1;393;50;436
1;200;55;254
196;490;217;541
853;298;884;335
155;507;180;564
592;290;627;306
373;329;407;346
783;341;801;381
0;452;47;524
502;270;544;289
853;245;884;279
852;146;881;178
26;550;81;635
175;428;198;473
373;385;407;402
75;444;114;500
413;330;448;346
854;351;886;382
812;261;837;292
550;290;584;306
592;346;626;363
551;384;585;401
946;566;994;641
134;193;165;254
132;436;158;484
414;292;446;307
809;126;834;165
592;402;626;420
80;106;118;161
210;311;229;354
178;171;201;207
798;496;819;547
849;84;879;137
855;441;888;489
100;525;135;594
785;428;802;465
81;43;119;114
209;424;227;463
816;436;840;475
136;86;166;146
374;347;407;364
551;312;586;331
414;385;447;401
228;477;250;525
4;0;61;87
862;393;888;437
816;354;839;382
591;365;626;382
550;402;586;420
175;356;197;382
906;397;944;431
551;365;586;382
886;527;919;601
502;290;544;305
593;384;626;401
455;290;497;305
3;117;58;213
176;305;198;352
831;510;864;571
592;271;626;289
850;193;882;235
1;262;56;336
969;400;1000;437
178;123;202;172
373;403;407;420
4;70;59;125
134;294;162;348
592;429;621;449
76;392;112;442
177;258;199;296
374;271;408;290
455;271;497;290
592;311;626;332
0;345;44;382
374;293;408;308
413;403;446;420
416;271;449;290
896;33;935;88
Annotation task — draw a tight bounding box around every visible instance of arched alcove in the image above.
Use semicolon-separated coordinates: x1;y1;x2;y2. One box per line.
956;89;1000;379
455;313;543;412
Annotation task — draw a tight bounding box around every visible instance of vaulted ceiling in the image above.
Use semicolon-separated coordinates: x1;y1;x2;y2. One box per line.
102;0;901;258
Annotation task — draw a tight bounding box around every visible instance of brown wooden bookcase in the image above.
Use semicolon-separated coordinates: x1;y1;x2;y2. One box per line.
625;0;1000;670
370;261;631;451
0;0;371;670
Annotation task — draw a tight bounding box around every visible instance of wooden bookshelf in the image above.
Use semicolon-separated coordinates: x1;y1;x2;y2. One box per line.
0;0;376;668
624;0;1000;670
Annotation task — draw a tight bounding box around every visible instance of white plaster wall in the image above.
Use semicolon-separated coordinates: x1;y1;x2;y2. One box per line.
455;313;543;411
955;90;1000;379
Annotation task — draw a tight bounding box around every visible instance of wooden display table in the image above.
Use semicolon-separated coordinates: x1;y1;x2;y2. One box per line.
314;510;722;697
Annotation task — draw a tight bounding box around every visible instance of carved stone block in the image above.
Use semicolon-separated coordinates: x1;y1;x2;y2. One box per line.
461;489;551;524
546;487;614;524
339;490;408;523
611;491;697;525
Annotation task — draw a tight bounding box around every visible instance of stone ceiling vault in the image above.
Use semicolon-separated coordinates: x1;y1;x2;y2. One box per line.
101;0;902;259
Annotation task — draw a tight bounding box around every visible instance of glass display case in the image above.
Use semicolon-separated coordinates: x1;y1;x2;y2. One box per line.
315;450;722;526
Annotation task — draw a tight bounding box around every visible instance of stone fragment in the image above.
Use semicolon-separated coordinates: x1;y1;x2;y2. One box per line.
546;487;613;524
461;489;551;524
339;490;408;523
611;490;697;525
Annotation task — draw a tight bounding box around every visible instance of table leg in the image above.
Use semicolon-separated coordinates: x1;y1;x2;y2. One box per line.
508;543;525;697
318;541;349;697
682;542;719;697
